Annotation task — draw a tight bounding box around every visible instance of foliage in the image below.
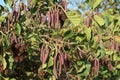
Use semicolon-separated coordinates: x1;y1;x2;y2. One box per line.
0;0;120;79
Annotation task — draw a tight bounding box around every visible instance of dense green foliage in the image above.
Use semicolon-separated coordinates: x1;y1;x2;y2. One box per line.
0;0;120;79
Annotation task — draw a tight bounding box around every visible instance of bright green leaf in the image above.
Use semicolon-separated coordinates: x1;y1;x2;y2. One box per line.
77;65;85;73
94;15;105;26
84;27;91;41
16;23;21;36
105;51;113;55
42;63;47;69
93;0;103;9
75;36;82;43
116;64;120;69
47;57;53;68
66;10;81;26
78;63;91;76
2;58;7;70
88;0;95;8
0;15;5;22
3;35;10;49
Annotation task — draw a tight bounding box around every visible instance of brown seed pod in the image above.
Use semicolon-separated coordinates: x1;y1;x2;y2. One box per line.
51;8;55;27
53;53;58;78
93;58;99;76
40;45;45;64
41;15;47;24
84;16;92;27
107;61;113;71
58;54;62;76
48;9;51;27
76;49;83;59
55;6;61;29
61;53;64;65
7;18;10;31
43;46;50;64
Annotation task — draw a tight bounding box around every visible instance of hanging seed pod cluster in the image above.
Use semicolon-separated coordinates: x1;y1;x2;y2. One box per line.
47;5;65;29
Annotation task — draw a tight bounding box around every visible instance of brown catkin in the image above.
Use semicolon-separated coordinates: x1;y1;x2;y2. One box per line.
51;8;54;27
40;45;44;64
53;53;58;78
107;61;113;71
43;46;50;64
56;7;61;29
58;54;62;76
94;58;99;76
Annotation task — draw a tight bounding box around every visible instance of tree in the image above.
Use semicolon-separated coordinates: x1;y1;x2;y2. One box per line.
0;0;120;79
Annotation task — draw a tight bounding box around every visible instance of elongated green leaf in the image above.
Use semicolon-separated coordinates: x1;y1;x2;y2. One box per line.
93;0;103;9
2;58;7;70
94;15;105;26
3;35;10;49
77;65;85;73
78;63;91;76
0;15;5;22
88;0;95;8
47;57;53;68
84;27;91;41
66;10;81;26
16;23;21;36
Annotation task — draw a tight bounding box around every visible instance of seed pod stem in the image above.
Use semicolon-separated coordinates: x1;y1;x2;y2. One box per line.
48;10;51;27
7;18;10;31
16;5;21;22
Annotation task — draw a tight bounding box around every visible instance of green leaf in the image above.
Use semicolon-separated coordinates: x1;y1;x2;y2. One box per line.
10;78;16;80
104;16;109;28
93;0;103;9
66;10;81;26
0;15;5;22
78;63;91;76
47;57;53;68
75;36;82;43
16;23;21;36
84;27;91;41
63;30;73;40
42;63;47;69
116;64;120;69
76;61;83;66
3;35;10;49
2;58;7;70
94;15;105;26
113;54;120;61
30;0;37;8
88;0;95;8
8;54;14;70
96;44;105;58
105;51;113;55
77;65;85;73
